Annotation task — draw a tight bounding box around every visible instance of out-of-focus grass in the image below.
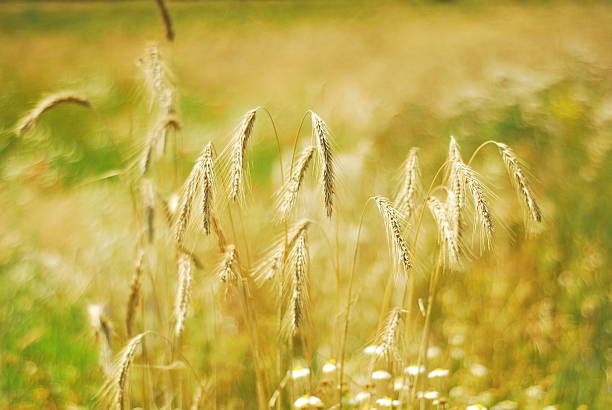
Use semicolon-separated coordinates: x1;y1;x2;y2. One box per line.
0;1;610;409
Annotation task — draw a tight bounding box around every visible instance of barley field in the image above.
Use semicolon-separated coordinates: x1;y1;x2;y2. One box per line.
0;1;610;409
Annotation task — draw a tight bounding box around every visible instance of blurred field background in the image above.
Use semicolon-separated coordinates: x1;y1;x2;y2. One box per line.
0;1;611;409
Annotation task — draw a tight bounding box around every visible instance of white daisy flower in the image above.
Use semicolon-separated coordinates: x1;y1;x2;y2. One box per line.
294;395;323;408
372;370;392;380
428;368;450;378
376;397;400;407
466;404;487;410
342;395;357;406
424;391;440;399
355;392;371;403
393;378;407;391
404;365;425;375
322;359;338;373
291;366;311;379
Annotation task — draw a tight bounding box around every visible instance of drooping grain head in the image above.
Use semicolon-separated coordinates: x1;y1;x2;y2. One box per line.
113;333;146;410
427;196;460;268
394;147;420;218
374;196;411;275
141;178;155;243
310;111;335;218
200;142;215;235
454;161;494;244
88;304;114;376
218;244;241;289
175;158;203;246
376;307;403;365
174;252;193;338
283;230;310;339
495;142;542;224
125;252;145;337
253;219;311;284
15;92;91;136
229;108;258;202
139;44;175;115
277;145;316;221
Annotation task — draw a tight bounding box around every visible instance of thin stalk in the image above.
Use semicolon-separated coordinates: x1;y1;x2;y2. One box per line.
467;140;497;166
338;198;373;408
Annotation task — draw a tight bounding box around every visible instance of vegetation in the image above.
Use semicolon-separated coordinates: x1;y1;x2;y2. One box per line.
0;1;610;409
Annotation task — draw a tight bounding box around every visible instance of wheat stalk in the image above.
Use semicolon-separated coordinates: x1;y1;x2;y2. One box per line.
310;111;335;218
125;252;145;337
447;136;465;240
154;0;175;42
495;142;542;223
277;145;315;221
374;196;411;275
229;108;258;201
394;147;420;218
175;157;203;246
139;44;174;114
15;92;91;136
174;252;193;338
427;196;460;267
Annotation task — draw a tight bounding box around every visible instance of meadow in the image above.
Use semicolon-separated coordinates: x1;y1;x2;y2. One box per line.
0;1;610;409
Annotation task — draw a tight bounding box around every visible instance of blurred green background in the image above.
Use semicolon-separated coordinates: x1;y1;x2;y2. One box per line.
0;1;610;409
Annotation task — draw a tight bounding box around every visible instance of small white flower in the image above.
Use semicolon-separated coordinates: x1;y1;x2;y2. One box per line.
466;404;487;410
294;395;323;408
168;193;180;214
471;364;488;377
428;368;450;378
355;392;371;403
393;378;406;391
404;365;425;375
372;370;392;380
376;397;400;407
424;391;440;399
541;407;557;410
526;385;544;399
322;359;338;373
342;395;357;405
364;345;384;355
291;366;311;379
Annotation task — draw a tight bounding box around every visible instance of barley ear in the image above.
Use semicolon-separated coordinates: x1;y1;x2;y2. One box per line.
374;196;411;275
310;111;335;218
394;147;420;218
229;108;258;201
495;142;542;224
427;196;460;268
283;230;310;339
174;252;193;338
125;252;145;337
200;142;215;235
277;145;315;221
15;92;91;136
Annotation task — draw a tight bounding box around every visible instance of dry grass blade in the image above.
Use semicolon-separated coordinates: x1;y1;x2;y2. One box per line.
310;111;335;218
374;196;411;274
427;196;460;267
283;230;309;338
174;252;193;338
394;147;420;218
277;145;315;221
252;219;311;283
229;108;258;201
15;92;91;136
125;252;145;337
495;142;542;223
